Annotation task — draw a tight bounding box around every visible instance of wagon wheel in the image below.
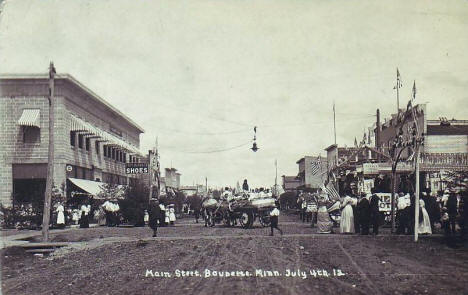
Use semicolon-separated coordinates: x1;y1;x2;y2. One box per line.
239;211;254;229
259;213;271;227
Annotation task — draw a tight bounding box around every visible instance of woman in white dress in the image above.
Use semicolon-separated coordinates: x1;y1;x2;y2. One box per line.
56;203;65;229
418;199;432;235
340;193;355;234
169;206;176;225
165;208;170;225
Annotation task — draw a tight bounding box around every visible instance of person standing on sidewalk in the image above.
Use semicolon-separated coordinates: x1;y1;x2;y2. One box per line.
269;203;283;236
56;202;65;229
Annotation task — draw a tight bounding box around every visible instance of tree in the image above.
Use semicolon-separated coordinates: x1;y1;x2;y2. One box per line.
119;182;149;226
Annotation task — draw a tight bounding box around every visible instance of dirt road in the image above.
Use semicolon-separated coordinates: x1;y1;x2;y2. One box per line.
2;214;468;295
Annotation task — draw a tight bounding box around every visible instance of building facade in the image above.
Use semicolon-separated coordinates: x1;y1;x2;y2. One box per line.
0;74;145;206
296;156;328;190
281;175;301;192
164;168;181;190
371;104;468;193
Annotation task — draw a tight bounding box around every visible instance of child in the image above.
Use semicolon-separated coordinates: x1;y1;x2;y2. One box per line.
269;203;283;236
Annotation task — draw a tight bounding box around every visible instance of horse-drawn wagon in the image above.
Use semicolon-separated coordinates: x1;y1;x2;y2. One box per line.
202;194;276;229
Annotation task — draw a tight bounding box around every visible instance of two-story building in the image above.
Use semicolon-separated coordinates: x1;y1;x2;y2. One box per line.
0;74;145;206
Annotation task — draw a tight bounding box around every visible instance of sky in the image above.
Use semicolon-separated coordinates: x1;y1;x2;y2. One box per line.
1;0;467;188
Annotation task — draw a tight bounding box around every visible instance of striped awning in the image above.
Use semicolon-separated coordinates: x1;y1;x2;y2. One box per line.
70;115;142;155
18;109;40;128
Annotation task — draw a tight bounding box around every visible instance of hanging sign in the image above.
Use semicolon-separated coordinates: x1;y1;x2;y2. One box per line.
125;163;148;174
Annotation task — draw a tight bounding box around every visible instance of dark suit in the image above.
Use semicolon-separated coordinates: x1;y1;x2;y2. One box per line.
370;194;380;235
358;198;371;235
148;202;161;237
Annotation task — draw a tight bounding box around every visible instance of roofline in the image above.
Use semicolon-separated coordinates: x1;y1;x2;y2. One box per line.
296;157;305;164
324;144;337;151
0;73;145;133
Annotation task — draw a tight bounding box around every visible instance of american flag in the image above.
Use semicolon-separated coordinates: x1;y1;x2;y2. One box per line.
311;156;322;175
322;182;340;201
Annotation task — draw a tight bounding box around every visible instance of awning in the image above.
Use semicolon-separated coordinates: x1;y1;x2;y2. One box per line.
68;178;126;199
18;109;40;128
70;115;142;156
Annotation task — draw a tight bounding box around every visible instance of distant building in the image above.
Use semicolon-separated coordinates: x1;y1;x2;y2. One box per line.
296;156;328;190
180;185;205;196
164;168;181;189
281;175;301;192
0;74;145;206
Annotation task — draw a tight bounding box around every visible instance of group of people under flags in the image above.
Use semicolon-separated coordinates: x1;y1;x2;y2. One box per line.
297;184;468;238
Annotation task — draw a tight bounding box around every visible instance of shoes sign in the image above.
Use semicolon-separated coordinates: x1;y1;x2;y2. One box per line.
125;163;149;174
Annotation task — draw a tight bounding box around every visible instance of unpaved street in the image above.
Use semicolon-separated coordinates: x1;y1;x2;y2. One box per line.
2;214;468;295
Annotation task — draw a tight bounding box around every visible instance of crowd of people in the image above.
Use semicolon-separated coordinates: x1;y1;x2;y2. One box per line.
296;187;468;239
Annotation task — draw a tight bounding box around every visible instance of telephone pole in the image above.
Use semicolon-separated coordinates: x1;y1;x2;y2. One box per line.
42;62;56;242
333;102;337;145
148;149;153;201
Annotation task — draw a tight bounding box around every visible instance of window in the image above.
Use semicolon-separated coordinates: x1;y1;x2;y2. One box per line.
123;152;126;163
70;131;76;146
111;148;115;160
78;134;84;148
23;126;40;143
85;138;90;151
103;145;107;157
95;141;100;154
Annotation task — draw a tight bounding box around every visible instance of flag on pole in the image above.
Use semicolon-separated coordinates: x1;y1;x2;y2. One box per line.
322;182;340;201
412;80;416;101
395;68;402;89
311;156;322;176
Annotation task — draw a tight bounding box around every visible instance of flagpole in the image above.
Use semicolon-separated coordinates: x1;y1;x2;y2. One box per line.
396;68;400;114
333;102;337;145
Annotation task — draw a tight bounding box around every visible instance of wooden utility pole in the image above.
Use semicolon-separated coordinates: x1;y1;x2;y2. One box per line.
414;144;420;242
333;102;337;145
42;62;56;242
148;149;153;201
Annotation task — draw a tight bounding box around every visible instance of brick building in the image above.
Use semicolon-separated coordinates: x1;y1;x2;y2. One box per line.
0;74;145;206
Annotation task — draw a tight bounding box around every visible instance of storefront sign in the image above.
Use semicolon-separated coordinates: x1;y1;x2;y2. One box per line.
365;193;393;212
66;165;73;172
362;162;413;175
125;163;148;174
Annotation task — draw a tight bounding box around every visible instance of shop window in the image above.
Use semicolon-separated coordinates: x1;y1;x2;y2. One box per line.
70;131;76;146
95;141;100;154
85;138;90;151
23;126;40;143
78;134;84;148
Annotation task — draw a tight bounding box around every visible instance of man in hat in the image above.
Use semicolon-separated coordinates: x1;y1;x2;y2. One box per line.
148;198;161;237
269;202;283;236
